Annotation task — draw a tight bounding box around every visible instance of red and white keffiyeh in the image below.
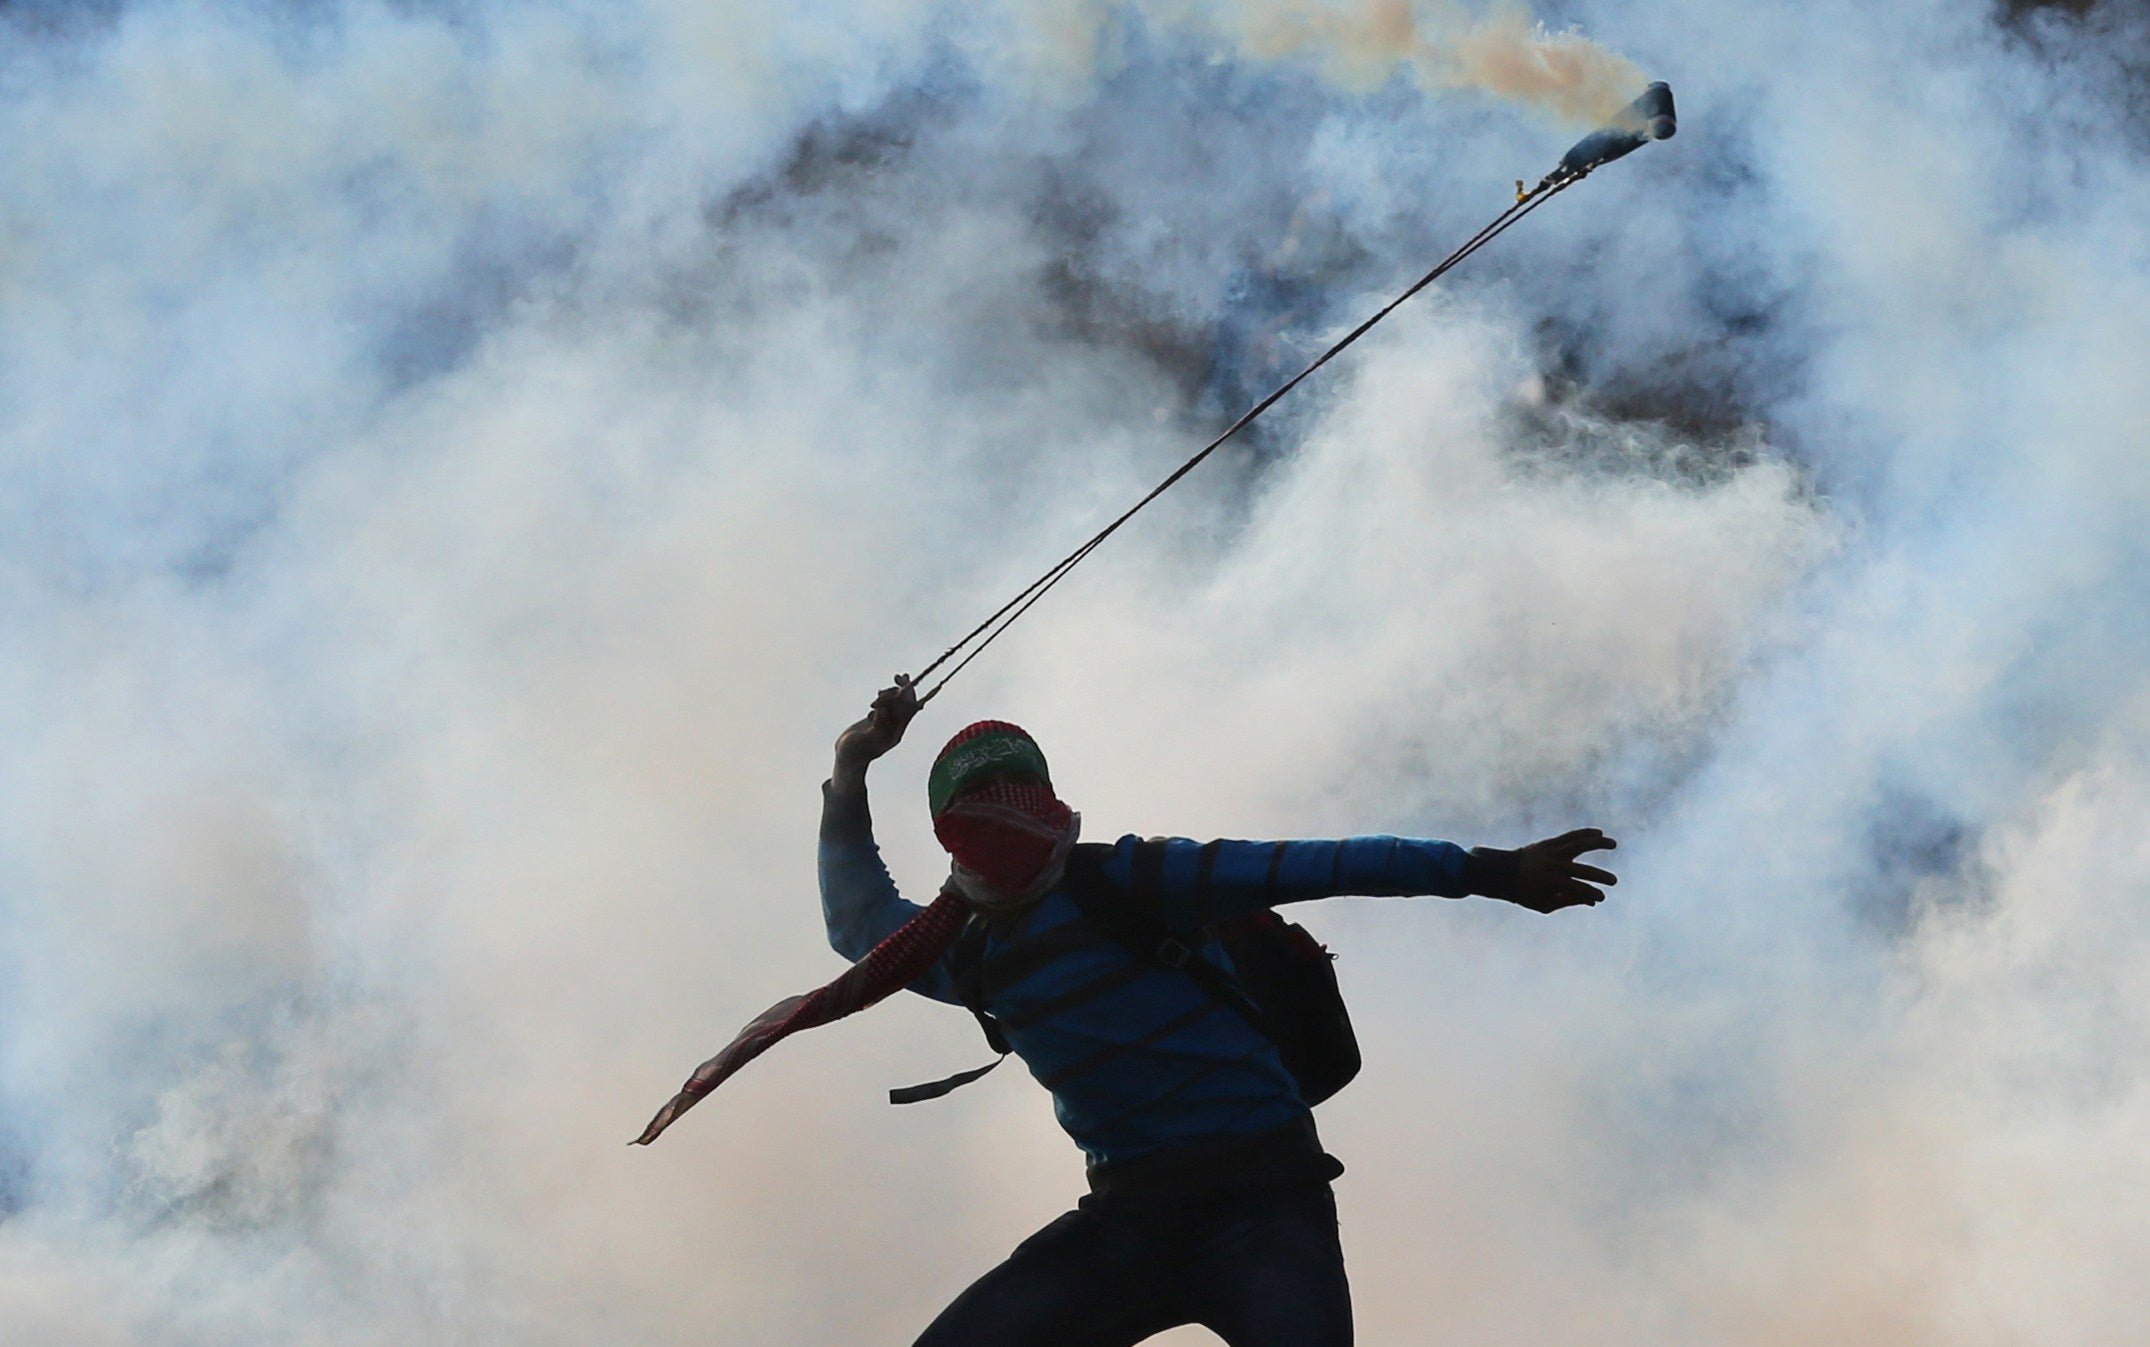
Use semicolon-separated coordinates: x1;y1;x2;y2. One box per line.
632;884;972;1145
633;721;1076;1145
935;775;1080;911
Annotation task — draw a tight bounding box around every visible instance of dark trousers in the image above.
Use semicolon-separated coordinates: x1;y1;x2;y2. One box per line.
912;1182;1352;1347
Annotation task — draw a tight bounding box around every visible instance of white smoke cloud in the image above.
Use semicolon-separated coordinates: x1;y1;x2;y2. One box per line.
2;0;2146;1343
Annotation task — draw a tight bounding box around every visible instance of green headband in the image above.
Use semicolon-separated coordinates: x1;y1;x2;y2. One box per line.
927;730;1052;816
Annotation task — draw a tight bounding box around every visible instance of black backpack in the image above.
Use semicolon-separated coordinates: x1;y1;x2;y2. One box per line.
1195;908;1361;1105
889;841;1361;1106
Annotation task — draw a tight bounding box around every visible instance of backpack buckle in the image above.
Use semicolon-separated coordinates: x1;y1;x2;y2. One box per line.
1155;938;1194;969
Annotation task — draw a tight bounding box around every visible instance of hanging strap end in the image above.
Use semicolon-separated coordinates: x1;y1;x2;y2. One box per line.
889;1054;1007;1105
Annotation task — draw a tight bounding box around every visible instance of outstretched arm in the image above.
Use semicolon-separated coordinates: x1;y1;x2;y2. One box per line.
818;679;962;1004
1094;828;1617;928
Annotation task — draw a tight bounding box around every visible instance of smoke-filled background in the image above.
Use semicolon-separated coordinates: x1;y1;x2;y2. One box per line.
2;0;2147;1341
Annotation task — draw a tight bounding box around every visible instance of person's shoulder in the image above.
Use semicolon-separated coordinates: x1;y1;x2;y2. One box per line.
1070;836;1171;862
1090;834;1192;851
1065;836;1210;895
1067;835;1173;870
1062;840;1119;884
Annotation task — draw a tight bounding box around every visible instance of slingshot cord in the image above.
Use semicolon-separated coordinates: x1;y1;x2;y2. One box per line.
912;171;1585;702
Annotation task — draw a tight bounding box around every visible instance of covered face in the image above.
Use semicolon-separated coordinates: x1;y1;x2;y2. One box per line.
928;721;1078;904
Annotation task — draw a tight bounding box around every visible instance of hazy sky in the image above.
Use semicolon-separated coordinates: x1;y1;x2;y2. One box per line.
2;2;2147;1343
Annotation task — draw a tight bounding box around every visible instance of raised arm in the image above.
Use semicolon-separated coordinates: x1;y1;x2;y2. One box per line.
1091;828;1618;929
818;679;962;1004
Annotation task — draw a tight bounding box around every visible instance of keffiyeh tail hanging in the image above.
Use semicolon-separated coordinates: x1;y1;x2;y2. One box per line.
632;887;971;1145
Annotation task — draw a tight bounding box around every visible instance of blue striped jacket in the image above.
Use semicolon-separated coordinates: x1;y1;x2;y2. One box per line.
819;785;1483;1167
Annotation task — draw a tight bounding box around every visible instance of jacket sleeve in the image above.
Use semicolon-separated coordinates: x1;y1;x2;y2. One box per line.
1090;833;1494;930
817;782;963;1005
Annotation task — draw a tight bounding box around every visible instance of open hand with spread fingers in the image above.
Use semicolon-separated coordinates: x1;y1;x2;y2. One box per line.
1469;828;1618;913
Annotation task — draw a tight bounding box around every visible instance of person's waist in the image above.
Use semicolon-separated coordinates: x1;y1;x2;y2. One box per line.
1084;1116;1340;1203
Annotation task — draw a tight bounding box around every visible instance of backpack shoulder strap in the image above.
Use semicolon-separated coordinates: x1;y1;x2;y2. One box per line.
889;913;1007;1105
949;915;1008;1053
1060;843;1278;1044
